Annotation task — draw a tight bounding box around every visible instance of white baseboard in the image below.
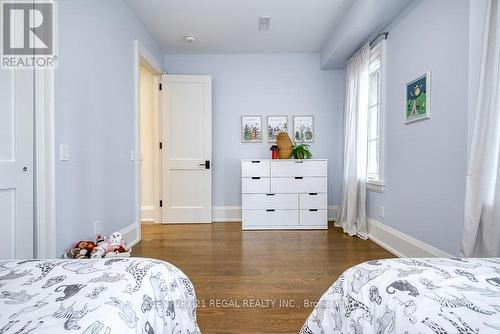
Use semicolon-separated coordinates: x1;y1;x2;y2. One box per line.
328;205;338;221
212;206;242;222
367;218;451;258
141;205;155;223
120;222;140;248
212;205;338;223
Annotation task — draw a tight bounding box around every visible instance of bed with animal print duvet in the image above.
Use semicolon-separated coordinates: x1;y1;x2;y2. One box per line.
0;258;200;333
301;258;500;333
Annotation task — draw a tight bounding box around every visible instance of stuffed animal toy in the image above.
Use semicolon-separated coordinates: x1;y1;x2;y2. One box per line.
90;232;131;258
89;246;105;259
76;240;97;254
63;240;96;259
104;232;130;258
90;234;108;259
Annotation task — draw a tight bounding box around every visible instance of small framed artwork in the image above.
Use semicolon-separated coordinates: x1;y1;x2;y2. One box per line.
293;116;314;143
267;116;288;142
241;116;262;142
405;72;431;124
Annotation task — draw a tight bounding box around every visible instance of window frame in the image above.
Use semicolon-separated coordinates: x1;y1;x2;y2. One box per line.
366;40;386;193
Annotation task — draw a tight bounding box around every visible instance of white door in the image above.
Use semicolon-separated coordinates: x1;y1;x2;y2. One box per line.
0;70;34;259
162;75;212;223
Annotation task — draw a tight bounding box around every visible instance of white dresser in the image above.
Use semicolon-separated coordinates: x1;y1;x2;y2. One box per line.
241;159;328;230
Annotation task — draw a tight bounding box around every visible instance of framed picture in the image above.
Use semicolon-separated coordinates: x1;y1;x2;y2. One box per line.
241;116;262;142
267;116;288;142
405;72;431;124
293;116;314;143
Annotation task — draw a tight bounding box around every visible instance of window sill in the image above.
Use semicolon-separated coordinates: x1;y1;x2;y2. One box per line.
367;179;385;193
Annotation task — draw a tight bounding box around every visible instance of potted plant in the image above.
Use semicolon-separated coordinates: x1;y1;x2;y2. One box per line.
292;142;312;159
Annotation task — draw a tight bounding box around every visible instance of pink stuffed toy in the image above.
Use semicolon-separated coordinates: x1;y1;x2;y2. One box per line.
90;232;130;258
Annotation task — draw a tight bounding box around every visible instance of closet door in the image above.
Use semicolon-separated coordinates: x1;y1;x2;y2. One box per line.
0;70;34;258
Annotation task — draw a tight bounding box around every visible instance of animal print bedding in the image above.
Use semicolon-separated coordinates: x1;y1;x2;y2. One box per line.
301;258;500;333
0;258;200;333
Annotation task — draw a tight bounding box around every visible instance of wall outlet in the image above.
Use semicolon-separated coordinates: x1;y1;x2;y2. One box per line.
94;220;102;236
60;144;69;161
380;206;385;218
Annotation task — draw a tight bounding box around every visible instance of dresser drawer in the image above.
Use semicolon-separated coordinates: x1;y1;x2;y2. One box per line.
271;160;327;177
271;177;327;194
299;193;327;210
242;177;270;193
242;160;270;177
242;210;298;227
242;194;298;210
299;209;327;226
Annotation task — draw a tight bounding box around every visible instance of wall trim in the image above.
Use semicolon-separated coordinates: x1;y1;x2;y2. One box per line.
212;206;242;222
134;40;164;246
212;205;338;223
120;222;140;248
35;68;56;259
138;43;163;75
328;205;338;221
141;205;155;223
367;218;451;258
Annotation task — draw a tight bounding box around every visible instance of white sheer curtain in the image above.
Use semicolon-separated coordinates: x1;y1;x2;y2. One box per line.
461;0;500;257
336;45;370;239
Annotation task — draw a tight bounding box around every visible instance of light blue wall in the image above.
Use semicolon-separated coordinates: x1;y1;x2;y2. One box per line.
55;0;163;256
165;54;345;207
367;0;485;256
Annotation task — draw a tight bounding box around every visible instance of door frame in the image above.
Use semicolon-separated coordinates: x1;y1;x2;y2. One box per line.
134;40;164;239
34;69;56;258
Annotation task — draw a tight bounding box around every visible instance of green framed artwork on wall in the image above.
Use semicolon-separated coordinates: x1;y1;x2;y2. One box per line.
405;72;431;124
241;115;262;142
293;116;314;143
267;115;288;143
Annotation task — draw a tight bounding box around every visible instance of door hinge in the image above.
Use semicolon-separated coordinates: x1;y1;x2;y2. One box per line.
160;200;163;208
159;83;162;90
159;142;163;149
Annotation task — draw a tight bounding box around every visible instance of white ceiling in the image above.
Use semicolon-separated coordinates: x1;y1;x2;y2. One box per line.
125;0;354;54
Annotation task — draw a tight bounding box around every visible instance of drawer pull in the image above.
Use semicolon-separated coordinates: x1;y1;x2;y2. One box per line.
309;193;318;196
295;161;304;163
251;177;261;180
266;193;275;196
309;209;318;212
266;209;275;212
294;177;304;179
251;160;260;163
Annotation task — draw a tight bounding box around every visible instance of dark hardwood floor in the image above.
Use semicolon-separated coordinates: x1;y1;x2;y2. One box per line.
132;222;394;334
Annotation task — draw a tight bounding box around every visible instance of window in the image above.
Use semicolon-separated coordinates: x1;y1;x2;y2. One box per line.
367;42;385;192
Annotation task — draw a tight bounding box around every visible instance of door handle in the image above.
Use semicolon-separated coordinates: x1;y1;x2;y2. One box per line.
22;166;27;172
199;161;211;169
